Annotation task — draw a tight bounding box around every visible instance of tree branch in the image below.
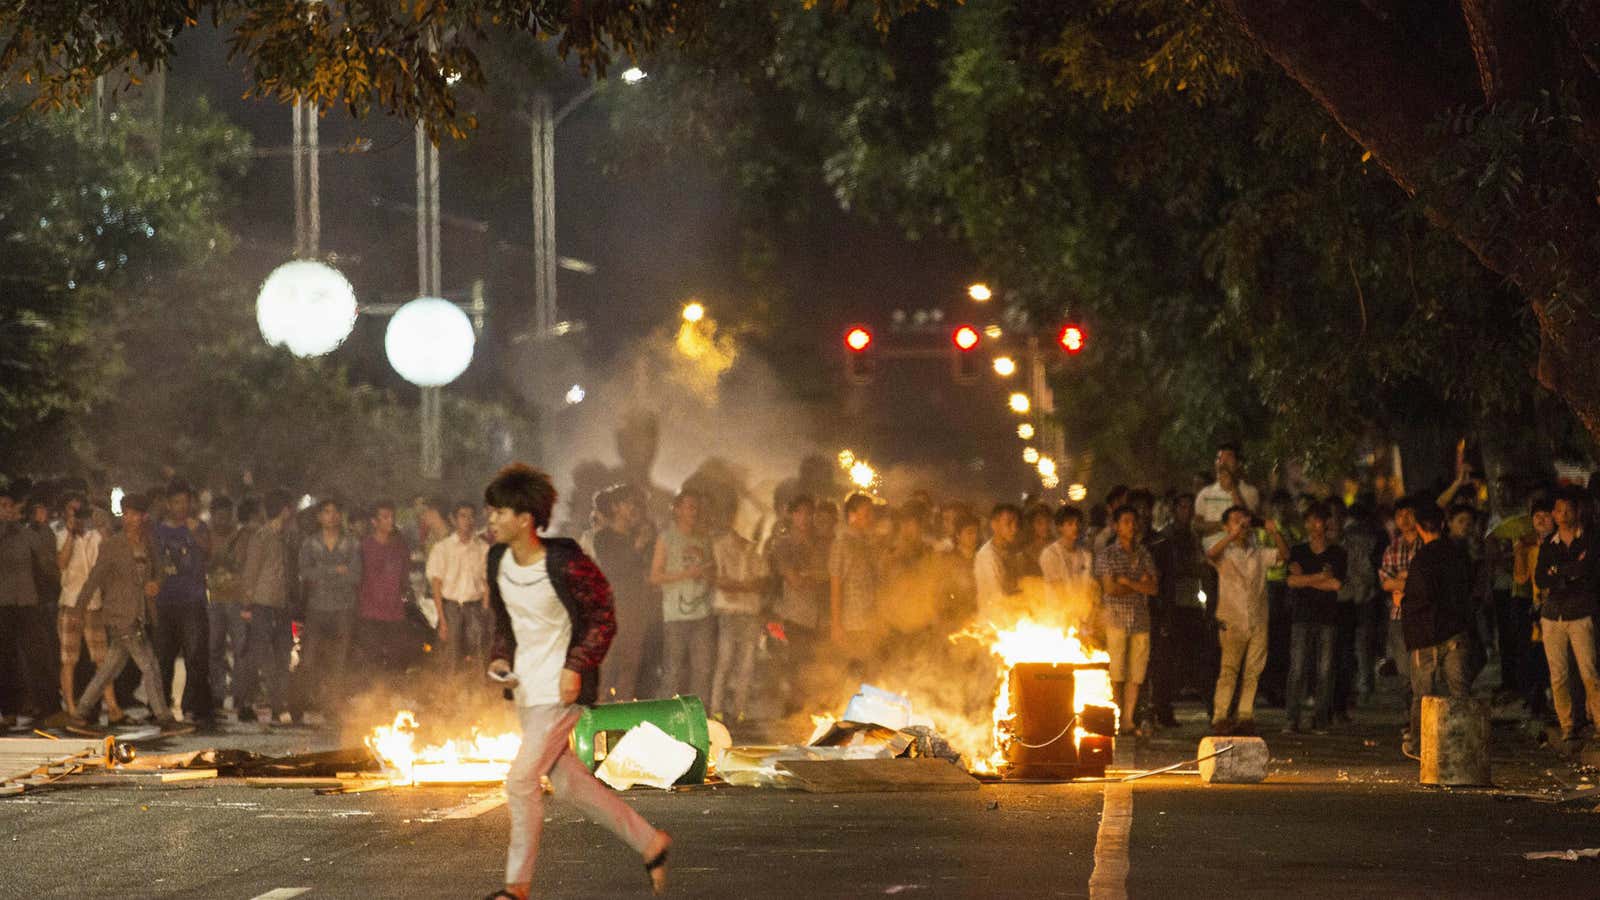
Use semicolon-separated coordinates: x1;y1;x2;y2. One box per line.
1460;0;1556;103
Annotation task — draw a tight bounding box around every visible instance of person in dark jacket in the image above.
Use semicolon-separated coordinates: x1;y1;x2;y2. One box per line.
481;464;670;900
1400;504;1474;756
1533;488;1600;746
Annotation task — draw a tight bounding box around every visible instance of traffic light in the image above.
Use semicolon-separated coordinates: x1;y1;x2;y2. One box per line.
844;326;875;384
952;325;981;381
1058;324;1086;354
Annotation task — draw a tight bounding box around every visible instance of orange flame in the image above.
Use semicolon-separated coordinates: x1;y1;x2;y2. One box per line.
366;711;521;785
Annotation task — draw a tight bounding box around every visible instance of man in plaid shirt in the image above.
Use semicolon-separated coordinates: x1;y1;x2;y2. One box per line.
1380;497;1422;726
1095;505;1159;736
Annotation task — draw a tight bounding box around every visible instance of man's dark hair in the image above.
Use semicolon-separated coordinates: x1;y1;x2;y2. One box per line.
843;492;876;518
1530;495;1555;516
1173;491;1196;505
786;494;815;514
1304;502;1333;523
1111;504;1138;524
1217;441;1242;458
484;463;558;530
236;496;261;523
671;488;702;511
371;499;396;515
262;489;293;520
210;494;235;515
120;492;150;514
1413;503;1446;534
1103;484;1130;507
453;499;477;517
593;486;619;519
165;478;195;499
1393;495;1420;514
1553;486;1587;513
990;502;1023;523
316;497;341;514
953;512;981;535
0;483;17;502
1222;504;1252;525
1446;502;1477;522
1053;505;1085;528
1126;488;1154;509
1023;503;1054;526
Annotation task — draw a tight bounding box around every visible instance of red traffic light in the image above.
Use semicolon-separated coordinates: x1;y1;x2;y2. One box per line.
845;326;873;352
1058;324;1085;354
952;325;980;351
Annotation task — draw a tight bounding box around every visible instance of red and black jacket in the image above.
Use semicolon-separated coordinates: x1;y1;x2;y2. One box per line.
486;537;616;705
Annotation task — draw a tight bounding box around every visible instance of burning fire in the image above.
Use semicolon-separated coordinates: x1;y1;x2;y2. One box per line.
958;618;1115;773
367;711;521;785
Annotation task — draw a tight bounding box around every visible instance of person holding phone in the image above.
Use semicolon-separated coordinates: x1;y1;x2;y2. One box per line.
482;464;671;900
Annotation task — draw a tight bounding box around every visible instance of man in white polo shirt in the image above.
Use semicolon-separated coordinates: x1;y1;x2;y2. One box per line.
1205;505;1288;735
1195;443;1261;536
483;464;671;900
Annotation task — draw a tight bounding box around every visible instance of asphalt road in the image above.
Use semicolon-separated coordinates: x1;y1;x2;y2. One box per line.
5;701;1600;899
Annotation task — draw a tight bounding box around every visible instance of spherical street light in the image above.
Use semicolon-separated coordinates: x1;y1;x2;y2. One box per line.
1023;447;1040;465
682;301;706;323
1008;392;1031;414
967;283;993;302
993;356;1018;377
255;260;358;358
1017;423;1035;440
385;297;476;387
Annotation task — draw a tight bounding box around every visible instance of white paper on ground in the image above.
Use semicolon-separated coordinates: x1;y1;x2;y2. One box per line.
595;721;698;791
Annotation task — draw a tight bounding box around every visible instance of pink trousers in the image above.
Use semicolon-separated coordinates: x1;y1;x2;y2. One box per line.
504;703;659;885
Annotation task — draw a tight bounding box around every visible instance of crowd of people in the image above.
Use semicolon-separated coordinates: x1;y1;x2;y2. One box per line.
2;439;1598;761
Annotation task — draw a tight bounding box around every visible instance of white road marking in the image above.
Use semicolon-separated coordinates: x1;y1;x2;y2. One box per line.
440;790;507;819
1088;783;1132;900
249;889;311;900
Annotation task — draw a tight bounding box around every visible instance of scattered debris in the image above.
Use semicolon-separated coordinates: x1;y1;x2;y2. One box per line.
1524;848;1600;861
841;685;934;732
595;721;700;791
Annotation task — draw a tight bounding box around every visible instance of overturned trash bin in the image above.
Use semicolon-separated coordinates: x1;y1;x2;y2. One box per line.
574;696;711;786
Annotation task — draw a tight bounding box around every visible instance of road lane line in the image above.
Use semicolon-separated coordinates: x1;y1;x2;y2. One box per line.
1088;783;1132;900
441;791;507;819
249;889;311;900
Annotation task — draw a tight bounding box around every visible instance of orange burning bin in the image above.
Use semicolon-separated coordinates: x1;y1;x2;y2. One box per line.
1000;661;1115;780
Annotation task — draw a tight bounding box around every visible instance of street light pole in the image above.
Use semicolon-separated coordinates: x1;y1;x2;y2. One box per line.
416;120;444;480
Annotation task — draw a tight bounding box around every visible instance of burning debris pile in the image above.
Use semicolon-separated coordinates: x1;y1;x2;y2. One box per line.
366;711;521;786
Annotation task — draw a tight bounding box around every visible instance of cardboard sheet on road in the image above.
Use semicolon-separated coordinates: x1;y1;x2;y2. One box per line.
776;758;980;793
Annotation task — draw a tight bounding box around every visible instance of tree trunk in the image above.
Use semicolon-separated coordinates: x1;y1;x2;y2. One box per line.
1217;0;1600;446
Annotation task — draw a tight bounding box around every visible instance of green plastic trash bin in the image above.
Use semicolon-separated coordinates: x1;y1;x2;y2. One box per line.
572;696;710;785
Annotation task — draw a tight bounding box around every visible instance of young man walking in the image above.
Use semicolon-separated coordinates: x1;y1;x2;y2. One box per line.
482;463;671;900
1094;505;1160;735
1206;506;1289;735
67;494;189;734
1284;503;1347;732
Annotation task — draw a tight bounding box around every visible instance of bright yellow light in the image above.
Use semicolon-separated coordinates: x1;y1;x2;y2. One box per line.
1008;393;1031;414
837;449;856;470
983;324;1003;339
681;301;706;323
968;283;993;302
992;356;1017;377
1023;447;1040;465
1067;483;1088;502
1036;456;1057;479
1041;473;1061;490
1017;423;1035;440
849;461;877;489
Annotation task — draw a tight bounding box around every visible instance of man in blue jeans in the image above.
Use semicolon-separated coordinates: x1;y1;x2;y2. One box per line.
1285;503;1347;732
1400;504;1474;756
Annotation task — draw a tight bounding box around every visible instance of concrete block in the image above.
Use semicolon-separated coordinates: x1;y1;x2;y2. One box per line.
1420;695;1489;786
1198;736;1269;784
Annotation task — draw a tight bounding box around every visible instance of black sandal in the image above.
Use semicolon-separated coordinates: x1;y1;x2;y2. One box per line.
644;847;669;894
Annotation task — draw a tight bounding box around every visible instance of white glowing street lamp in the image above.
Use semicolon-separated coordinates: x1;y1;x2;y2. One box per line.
993;356;1018;377
385;297;476;387
256;260;357;357
682;301;706;323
